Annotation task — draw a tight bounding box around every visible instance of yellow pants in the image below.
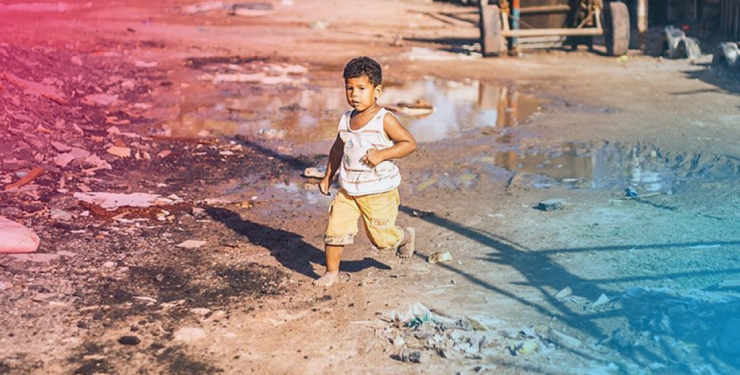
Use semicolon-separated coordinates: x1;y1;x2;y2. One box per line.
325;188;404;250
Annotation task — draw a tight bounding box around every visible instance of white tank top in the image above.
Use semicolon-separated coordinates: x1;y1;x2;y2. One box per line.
338;108;401;196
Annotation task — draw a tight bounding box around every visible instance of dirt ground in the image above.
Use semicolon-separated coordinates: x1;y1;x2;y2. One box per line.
2;0;740;374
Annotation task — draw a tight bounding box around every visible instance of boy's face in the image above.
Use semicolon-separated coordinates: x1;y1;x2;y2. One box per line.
345;75;381;112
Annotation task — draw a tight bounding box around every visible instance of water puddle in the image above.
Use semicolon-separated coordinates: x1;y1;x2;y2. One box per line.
479;141;740;194
167;76;545;143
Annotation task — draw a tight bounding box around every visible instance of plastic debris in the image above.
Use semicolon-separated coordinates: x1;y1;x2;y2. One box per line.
428;251;453;264
516;339;538;355
74;192;183;210
554;287;573;299
549;330;582;349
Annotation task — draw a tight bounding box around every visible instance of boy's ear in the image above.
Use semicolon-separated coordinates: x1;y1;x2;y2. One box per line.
375;84;383;99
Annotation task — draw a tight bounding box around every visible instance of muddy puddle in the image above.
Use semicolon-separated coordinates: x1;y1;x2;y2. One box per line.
168;76;544;143
479;141;740;195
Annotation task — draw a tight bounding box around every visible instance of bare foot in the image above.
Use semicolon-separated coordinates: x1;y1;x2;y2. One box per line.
313;271;339;286
397;227;415;258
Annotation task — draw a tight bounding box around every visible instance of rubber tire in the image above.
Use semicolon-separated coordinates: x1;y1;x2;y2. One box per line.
604;2;630;56
480;4;503;57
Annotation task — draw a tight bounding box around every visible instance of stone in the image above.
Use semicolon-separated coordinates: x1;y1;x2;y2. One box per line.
118;336;141;346
32;293;58;302
537;199;564;211
190;308;211;316
176;240;207;249
50;208;73;221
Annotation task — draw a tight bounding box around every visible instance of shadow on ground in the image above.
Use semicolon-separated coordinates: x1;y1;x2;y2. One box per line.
206;206;391;281
683;64;740;97
401;205;740;374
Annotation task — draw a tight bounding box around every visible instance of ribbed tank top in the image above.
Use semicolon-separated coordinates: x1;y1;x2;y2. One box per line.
338;108;401;196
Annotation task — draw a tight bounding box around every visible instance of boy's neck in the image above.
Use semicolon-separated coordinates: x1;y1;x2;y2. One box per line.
353;103;380;116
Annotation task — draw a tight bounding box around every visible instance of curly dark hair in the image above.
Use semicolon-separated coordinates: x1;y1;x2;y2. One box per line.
343;56;382;86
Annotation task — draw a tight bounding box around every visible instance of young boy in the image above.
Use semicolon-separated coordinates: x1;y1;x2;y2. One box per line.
315;56;418;287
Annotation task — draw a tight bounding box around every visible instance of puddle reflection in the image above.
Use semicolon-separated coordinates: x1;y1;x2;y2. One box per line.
382;79;544;143
483;142;740;194
169;79;545;143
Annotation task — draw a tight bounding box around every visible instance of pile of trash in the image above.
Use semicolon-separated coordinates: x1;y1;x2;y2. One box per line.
380;303;584;365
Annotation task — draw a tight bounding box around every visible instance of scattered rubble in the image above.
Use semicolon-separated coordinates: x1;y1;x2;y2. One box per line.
428;251;453;264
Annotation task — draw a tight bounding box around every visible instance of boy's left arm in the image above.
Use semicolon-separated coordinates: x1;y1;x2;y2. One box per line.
362;113;417;167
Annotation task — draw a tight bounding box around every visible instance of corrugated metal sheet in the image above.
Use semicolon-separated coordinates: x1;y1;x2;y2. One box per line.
721;0;740;39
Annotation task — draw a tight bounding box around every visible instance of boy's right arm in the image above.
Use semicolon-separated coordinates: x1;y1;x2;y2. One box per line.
319;135;343;196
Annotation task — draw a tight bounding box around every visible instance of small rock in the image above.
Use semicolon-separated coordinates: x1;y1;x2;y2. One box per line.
118;336;141;346
0;281;12;291
50;208;73;221
537;199;564;211
191;207;207;219
121;80;135;90
70;56;83;66
191;308;211;316
173;327;207;343
103;261;116;268
32;293;58;302
176;240;207;249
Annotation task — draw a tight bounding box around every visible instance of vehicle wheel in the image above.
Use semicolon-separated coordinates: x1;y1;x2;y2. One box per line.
672;37;701;59
712;42;740;69
603;1;629;56
480;4;503;57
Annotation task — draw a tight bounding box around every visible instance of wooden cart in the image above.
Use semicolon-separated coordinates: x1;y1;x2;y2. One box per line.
479;0;630;56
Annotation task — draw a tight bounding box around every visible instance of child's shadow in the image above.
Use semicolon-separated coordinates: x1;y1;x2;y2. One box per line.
205;207;391;280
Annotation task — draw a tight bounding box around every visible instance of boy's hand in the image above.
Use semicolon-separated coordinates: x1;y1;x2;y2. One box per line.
361;148;383;167
319;177;331;196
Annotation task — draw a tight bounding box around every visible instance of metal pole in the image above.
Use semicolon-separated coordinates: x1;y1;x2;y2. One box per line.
637;0;648;48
